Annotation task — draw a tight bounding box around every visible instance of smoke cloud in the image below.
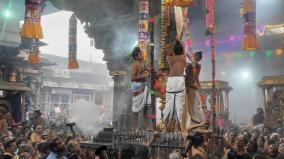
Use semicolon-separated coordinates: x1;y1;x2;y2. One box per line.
112;26;137;57
69;99;106;136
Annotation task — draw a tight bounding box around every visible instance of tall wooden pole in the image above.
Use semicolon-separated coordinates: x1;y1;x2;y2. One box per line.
206;0;216;131
149;0;156;129
210;33;216;131
206;0;217;156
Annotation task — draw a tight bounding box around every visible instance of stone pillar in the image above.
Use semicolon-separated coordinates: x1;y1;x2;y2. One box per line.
225;90;229;117
112;74;127;128
106;54;134;129
111;73;134;129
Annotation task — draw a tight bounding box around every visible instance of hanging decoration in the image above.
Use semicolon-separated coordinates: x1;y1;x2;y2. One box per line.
257;23;284;36
138;0;149;61
68;13;79;69
240;0;259;50
160;0;168;70
157;0;168;130
165;0;192;7
28;40;40;64
21;0;43;39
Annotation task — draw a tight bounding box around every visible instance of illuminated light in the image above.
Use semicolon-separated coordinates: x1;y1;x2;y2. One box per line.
204;40;210;46
275;49;283;56
249;51;256;57
271;27;284;34
257;23;284;37
265;50;273;57
221;72;226;75
241;72;249;79
229;35;236;41
3;9;12;18
133;40;139;48
151;90;155;95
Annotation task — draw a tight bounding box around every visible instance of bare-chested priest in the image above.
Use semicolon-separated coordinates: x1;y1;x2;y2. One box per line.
131;47;151;129
163;38;186;131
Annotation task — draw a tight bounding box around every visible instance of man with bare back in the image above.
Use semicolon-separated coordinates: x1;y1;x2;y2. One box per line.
163;38;186;131
131;47;151;129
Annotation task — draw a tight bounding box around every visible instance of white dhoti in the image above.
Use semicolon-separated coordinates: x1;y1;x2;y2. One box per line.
163;76;185;127
187;89;204;124
131;82;151;113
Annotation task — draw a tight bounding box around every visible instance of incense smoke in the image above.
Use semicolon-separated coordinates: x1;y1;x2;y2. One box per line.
112;26;137;56
69;99;106;136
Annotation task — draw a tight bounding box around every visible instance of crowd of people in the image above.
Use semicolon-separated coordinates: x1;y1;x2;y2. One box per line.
1;106;284;159
220;125;284;159
0;108;104;159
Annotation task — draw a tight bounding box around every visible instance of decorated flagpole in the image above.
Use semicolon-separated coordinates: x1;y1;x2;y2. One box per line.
206;0;218;156
149;16;156;128
206;0;216;130
148;0;156;129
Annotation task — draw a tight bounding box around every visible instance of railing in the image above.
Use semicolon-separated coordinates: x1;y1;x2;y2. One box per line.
79;129;225;159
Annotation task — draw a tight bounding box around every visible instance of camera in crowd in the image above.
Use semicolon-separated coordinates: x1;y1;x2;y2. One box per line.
66;122;75;127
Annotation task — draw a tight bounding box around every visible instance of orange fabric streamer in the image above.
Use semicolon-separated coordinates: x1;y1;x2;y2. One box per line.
28;43;40;64
241;0;259;50
21;0;43;39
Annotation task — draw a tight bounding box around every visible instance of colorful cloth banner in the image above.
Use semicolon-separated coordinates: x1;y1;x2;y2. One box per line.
165;0;192;7
21;0;43;39
241;0;259;50
28;40;40;64
68;14;79;69
139;0;149;61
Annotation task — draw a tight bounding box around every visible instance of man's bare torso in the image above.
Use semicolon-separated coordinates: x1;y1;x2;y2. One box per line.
131;61;147;82
167;54;186;76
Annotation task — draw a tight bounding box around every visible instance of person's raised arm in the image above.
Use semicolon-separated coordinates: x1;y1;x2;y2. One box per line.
186;121;207;133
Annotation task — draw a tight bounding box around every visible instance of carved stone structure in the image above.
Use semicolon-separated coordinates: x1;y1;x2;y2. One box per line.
258;75;284;128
